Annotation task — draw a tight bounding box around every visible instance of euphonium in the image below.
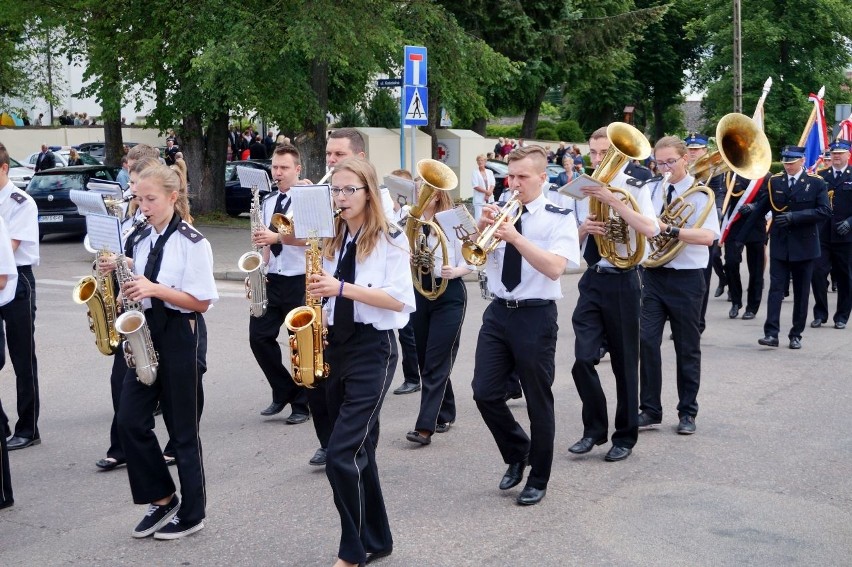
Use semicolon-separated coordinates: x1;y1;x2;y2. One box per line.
114;256;159;386
72;257;121;356
589;122;652;269
461;191;523;267
284;237;329;388
405;159;457;300
238;184;268;317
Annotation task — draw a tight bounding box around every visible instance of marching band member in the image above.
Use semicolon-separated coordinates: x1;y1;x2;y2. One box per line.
568;127;658;462
306;157;415;566
111;164;218;539
723;173;768;320
248;144;310;423
0;214;19;509
638;136;720;435
743;146;829;349
405;189;473;446
472;146;579;506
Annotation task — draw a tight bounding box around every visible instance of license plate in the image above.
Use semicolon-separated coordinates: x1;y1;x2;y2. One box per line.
38;215;63;223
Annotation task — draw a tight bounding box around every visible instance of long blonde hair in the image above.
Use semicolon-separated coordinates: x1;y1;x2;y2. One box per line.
169;163;193;223
323;158;389;262
136;164;184;221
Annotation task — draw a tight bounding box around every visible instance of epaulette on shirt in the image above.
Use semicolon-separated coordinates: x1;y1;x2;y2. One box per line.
9;192;26;204
545;203;572;215
771;172;785;178
388;225;403;239
547;183;560;192
625;177;644;187
177;222;205;243
639;174;664;187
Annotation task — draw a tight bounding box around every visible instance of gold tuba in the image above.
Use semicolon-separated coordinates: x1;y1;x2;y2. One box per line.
588;122;652;269
284;237;329;388
72;265;121;356
404;159;457;300
645;112;771;268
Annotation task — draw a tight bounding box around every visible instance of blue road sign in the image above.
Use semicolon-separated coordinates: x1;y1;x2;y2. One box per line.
377;78;401;88
404;46;428;87
403;86;428;126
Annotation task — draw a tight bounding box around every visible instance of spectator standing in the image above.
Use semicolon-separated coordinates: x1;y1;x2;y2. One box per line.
34;145;56;172
164;138;179;166
67;148;84;166
249;135;268;160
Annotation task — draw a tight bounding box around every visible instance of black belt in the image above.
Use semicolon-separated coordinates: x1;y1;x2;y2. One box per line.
493;298;555;309
16;265;32;274
144;307;193;319
589;263;637;275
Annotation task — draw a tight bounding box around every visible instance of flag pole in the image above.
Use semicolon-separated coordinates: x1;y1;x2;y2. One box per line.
798;85;825;146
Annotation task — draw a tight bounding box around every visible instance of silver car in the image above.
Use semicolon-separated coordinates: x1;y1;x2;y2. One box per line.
8;157;34;190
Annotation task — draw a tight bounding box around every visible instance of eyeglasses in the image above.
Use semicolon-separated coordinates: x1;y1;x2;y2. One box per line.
330;185;366;196
656;157;683;169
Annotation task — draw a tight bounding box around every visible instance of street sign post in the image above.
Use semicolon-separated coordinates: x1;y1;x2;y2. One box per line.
401;46;428;170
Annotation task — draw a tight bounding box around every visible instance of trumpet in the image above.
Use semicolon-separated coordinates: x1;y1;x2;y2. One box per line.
270;169;335;237
461;191;523;267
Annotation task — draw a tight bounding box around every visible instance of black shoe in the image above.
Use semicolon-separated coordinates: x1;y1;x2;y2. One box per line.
153;515;205;540
789;337;802;349
729;304;741;319
604;446;632;462
810;319;826;328
832;282;838;292
598;346;608;360
568;436;606;454
742;311;756;320
285;412;310;425
393;382;421;395
96;457;126;471
260;401;286;416
499;461;526;490
365;548;393;564
132;495;179;538
516;485;546;506
637;412;661;429
503;390;523;402
677;415;696;435
0;499;13;510
7;436;40;451
405;430;431;445
714;284;725;298
758;335;779;347
835;321;847;329
434;422;452;433
309;447;327;466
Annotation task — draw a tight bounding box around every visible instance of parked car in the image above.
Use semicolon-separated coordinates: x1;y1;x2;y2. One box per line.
225;160;273;216
27;165;121;239
546;164;566;184
75;142;139;161
8;157;34;190
23;149;102;169
484;159;508;201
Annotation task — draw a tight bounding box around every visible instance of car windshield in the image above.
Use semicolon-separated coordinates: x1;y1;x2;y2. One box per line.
9;157;23;168
28;173;86;194
78;154;100;165
486;160;509;174
225;165;236;182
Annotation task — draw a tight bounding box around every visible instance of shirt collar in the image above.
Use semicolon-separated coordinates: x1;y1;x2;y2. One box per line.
671;174;695;194
523;192;547;214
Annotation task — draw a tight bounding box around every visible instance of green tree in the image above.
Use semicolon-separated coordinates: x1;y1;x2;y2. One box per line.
365;89;400;129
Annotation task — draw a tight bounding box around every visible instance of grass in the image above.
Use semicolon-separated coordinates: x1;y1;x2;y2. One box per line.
192;212;249;228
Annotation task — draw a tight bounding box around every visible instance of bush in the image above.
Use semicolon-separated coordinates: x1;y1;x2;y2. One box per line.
555;119;585;143
334;107;365;128
365;90;399;129
485;124;522;138
535;126;558;141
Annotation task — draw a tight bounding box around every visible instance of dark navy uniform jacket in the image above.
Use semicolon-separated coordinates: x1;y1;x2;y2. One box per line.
818;165;852;244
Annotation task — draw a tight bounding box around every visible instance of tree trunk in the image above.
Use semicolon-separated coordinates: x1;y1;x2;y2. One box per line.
182;111;228;215
521;85;548;139
471;117;487;136
300;59;329;182
423;86;441;159
100;58;123;167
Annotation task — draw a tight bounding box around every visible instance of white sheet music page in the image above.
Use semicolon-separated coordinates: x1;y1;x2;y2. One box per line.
290;185;335;239
383;175;416;209
86;214;123;253
236;166;271;193
70;189;109;216
559;174;604;200
435;205;479;245
86;179;124;199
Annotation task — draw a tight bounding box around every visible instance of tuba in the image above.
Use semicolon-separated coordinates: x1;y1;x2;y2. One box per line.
588;122;652;269
284;237;329;388
645;112;771;268
114;255;159;386
404;159;457;300
461;191;523;267
237;185;268;317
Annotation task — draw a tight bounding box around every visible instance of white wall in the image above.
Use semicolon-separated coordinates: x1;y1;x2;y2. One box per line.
0;127;168;161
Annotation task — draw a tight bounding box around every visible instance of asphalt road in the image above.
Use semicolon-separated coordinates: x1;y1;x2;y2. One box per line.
0;227;850;566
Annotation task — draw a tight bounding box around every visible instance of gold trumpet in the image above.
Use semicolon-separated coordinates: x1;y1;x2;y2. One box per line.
270;169;335;237
461;191;523;267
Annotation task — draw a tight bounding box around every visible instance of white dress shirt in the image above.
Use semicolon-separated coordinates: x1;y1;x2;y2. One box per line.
471;169;496;206
262;191;307;276
0;217;18;306
0;180;39;266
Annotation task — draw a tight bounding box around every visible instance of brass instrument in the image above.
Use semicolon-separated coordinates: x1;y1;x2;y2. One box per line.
114;256;159;386
404;159;458;300
270;169;334;237
237;185;268;317
284;237;329;388
589;122;652;268
461;191;523;267
72;259;121;355
645;112;771;268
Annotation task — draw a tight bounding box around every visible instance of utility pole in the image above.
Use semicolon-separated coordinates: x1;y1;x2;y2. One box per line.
733;0;742;113
46;30;55;124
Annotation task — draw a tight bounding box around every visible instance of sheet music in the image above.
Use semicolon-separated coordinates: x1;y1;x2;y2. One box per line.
86;214;123;253
290;185;335;239
382;175;416;209
435;205;479;245
558;174;605;200
86;179;124;199
70;189;109;216
236;166;272;193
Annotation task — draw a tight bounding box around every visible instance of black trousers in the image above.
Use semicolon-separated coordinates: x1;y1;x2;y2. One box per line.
107;352;129;461
724;241;765;313
571;268;641;448
411;278;465;432
118;311;207;524
699;243;723;332
0;266;38;439
248;274;309;412
812;242;852;324
640;268;705;420
472;301;557;490
0;335;12;505
324;324;396;565
397;315;421;385
765;258;814;340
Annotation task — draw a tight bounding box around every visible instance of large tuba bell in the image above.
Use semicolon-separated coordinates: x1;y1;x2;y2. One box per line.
645;112;771;268
588;122;652;269
404;159;457;300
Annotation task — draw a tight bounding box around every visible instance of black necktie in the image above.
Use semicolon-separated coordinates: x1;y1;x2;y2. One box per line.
788;176;795;189
583;233;601;266
269;193;290;257
421;224;433;291
666;184;676;205
836;170;841;180
144;214;181;334
334;236;357;341
501;207;525;291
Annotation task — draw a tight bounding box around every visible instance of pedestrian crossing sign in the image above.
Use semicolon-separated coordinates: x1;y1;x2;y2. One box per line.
403;86;428;126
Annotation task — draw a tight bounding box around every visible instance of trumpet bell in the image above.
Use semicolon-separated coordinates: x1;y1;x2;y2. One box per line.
461;241;487;267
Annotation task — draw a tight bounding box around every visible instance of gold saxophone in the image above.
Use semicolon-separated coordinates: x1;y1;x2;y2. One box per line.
72;255;121;355
284;237;329;388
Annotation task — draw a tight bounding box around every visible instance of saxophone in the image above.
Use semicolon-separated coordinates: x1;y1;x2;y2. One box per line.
284;237;329;388
72;256;121;356
114;256;159;386
237;185;268;317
